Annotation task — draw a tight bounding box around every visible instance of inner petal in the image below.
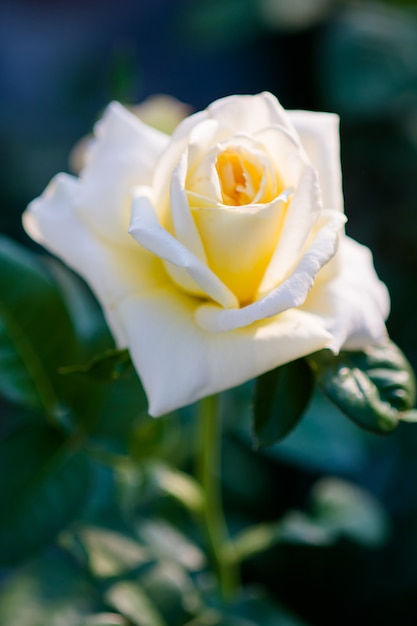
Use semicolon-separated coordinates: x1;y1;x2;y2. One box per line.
191;193;291;305
216;147;264;206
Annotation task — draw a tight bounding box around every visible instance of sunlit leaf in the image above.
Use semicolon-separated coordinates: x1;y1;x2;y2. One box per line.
140;561;203;624
82;615;129;626
76;526;150;578
308;340;416;434
309;477;390;547
105;581;168;626
0;549;97;626
136;519;205;572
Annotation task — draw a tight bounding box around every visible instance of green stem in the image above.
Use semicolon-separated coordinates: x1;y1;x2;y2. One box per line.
197;394;239;602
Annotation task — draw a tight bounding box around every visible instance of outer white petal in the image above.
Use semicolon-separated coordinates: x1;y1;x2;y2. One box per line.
129;192;239;309
77;101;169;244
196;210;346;332
303;236;390;351
207;92;296;136
119;286;333;417
23;173;165;346
289;110;344;213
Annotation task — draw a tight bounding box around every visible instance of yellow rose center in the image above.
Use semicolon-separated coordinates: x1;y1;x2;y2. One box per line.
184;146;288;306
216;148;263;206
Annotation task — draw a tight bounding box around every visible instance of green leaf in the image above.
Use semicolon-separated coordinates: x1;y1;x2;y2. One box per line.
139;561;204;625
75;526;150;578
0;237;148;439
135;518;205;572
253;359;314;447
105;581;168;626
150;461;204;514
0;425;92;565
309;477;390;547
0;549;98;626
85;366;149;441
0;236;78;418
233;477;389;562
82;615;130;626
59;349;133;381
264;388;370;475
308;340;416;434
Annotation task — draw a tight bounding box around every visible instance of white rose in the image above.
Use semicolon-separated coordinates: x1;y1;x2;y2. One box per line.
24;92;389;416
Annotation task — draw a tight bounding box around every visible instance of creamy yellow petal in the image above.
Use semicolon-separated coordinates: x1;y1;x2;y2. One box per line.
195;210;345;332
192;193;290;305
169;156;208;262
129;192;238;308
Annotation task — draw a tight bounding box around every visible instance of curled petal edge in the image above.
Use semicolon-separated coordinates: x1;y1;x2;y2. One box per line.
195;210;346;333
129;191;239;309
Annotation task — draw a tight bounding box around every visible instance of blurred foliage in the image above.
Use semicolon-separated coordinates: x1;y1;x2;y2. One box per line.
3;0;417;625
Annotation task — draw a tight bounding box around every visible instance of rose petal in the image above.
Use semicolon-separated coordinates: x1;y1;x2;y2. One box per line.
191;192;291;305
24;173;164;346
258;164;323;297
303;236;390;351
195;210;346;332
153;93;299;211
289;110;344;213
169;155;208;262
77;101;169;245
153;114;215;211
207;92;295;135
119;286;332;416
129;192;239;308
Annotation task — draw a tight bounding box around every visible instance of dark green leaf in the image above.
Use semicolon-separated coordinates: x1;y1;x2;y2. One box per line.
230;589;309;626
0;236;78;418
43;256;114;357
253;359;314;447
59;349;133;381
263;388;370;475
308;340;416;434
0;425;92;565
0;237;148;439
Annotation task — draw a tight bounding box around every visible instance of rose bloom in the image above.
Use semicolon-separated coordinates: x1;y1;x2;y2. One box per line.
24;93;389;416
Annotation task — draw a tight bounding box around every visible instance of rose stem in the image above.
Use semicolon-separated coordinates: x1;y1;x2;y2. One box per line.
197;393;240;602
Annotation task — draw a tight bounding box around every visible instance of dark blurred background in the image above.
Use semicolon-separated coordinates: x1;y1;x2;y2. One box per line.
3;0;417;624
